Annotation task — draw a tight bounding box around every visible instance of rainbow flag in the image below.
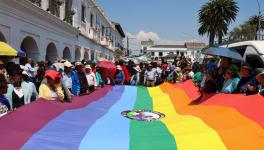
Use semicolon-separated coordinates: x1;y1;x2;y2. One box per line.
0;81;264;150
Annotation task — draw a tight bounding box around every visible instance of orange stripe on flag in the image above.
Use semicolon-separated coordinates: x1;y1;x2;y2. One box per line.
160;83;264;150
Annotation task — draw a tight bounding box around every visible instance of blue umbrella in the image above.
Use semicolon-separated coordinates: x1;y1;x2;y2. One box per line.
202;47;244;61
15;49;26;57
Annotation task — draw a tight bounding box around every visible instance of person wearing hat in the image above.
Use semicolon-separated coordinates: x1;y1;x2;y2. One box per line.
60;59;66;63
235;64;258;95
220;64;240;94
39;70;64;101
85;65;97;92
75;62;89;95
256;71;264;96
62;61;80;96
5;64;38;109
130;65;141;86
114;65;125;85
193;64;204;86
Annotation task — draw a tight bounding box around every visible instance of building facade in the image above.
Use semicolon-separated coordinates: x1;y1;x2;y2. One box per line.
141;39;154;55
185;42;206;62
147;45;188;58
0;0;125;63
141;41;206;62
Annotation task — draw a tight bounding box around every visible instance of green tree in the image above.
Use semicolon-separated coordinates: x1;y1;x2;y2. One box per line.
229;22;256;41
247;15;264;39
198;0;239;46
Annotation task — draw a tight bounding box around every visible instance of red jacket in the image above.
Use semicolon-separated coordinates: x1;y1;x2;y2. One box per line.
121;66;131;84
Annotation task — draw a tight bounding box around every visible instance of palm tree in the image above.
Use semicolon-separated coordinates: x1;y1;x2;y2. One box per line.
198;0;239;46
229;22;256;41
247;15;264;39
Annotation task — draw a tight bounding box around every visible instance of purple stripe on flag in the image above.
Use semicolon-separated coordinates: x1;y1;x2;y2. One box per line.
21;86;125;150
0;86;112;150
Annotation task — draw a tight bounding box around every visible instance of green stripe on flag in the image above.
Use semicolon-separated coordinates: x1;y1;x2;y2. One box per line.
129;87;177;150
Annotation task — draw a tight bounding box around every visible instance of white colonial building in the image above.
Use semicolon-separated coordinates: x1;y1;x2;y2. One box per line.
0;0;125;63
137;39;206;62
147;45;188;58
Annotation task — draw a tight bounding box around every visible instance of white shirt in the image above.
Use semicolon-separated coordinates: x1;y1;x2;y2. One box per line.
62;72;72;89
188;71;194;78
156;67;162;76
25;63;36;77
86;72;97;86
144;69;157;81
14;88;24;98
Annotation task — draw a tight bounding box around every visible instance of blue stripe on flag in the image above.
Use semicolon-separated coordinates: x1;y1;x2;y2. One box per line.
21;86;124;150
78;86;137;150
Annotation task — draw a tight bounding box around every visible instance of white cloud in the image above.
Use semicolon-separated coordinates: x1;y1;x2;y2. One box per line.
126;31;178;50
127;31;160;41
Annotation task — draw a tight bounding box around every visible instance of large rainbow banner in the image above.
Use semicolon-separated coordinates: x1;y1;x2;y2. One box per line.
0;81;264;150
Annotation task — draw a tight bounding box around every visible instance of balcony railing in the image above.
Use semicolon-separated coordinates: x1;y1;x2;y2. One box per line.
49;0;61;17
29;0;41;7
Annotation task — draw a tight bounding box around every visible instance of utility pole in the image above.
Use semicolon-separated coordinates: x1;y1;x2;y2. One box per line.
257;0;261;40
127;36;129;56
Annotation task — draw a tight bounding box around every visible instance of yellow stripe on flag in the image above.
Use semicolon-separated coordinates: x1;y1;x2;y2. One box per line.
148;86;227;150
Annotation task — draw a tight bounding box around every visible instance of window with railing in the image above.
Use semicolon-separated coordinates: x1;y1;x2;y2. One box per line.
49;0;61;18
29;0;41;7
90;14;94;27
81;5;86;22
65;0;74;25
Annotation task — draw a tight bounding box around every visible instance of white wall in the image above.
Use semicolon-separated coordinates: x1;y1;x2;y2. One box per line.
0;0;120;63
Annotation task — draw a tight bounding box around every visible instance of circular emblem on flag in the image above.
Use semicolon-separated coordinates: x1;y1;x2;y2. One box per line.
121;110;165;122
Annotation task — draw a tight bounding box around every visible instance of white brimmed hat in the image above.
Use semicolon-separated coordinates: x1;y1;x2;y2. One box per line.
75;62;82;66
85;65;92;70
64;61;73;68
116;65;122;70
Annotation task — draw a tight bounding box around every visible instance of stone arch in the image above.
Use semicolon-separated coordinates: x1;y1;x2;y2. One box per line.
91;50;95;61
46;42;58;63
20;36;39;62
63;47;71;61
75;48;81;61
0;31;6;42
84;50;89;60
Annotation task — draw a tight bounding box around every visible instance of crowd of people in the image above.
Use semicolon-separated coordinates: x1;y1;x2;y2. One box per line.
0;56;263;117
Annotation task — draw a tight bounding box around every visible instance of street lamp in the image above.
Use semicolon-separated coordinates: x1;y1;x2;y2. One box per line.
257;0;262;40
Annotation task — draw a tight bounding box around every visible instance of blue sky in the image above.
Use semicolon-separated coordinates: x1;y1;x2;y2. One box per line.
97;0;263;48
